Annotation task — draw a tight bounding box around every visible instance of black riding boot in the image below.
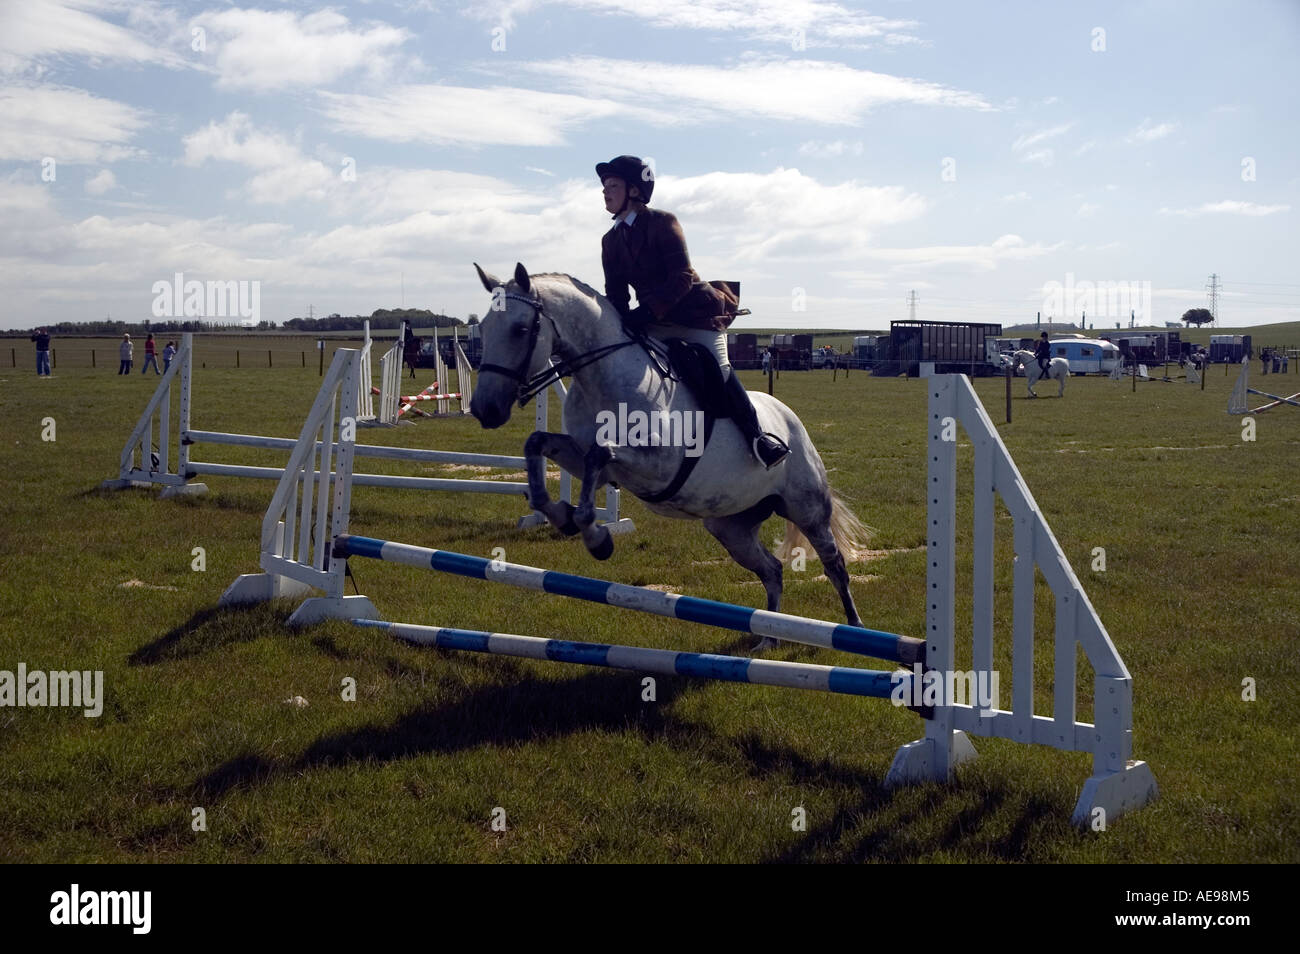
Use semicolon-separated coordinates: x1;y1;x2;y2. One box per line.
723;372;789;469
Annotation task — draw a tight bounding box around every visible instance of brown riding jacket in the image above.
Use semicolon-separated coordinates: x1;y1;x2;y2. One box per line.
601;208;737;332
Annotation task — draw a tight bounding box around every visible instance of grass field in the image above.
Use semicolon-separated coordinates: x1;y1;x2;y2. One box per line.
1;337;1297;862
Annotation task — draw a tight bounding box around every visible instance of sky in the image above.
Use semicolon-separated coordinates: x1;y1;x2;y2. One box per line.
1;0;1297;333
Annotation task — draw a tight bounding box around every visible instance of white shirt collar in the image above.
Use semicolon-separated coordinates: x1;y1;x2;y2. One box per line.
621;210;637;227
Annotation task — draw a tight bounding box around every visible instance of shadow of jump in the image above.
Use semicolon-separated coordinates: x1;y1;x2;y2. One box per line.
192;664;689;799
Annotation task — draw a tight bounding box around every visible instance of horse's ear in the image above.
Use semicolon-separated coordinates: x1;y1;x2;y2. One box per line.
474;263;498;293
514;262;530;295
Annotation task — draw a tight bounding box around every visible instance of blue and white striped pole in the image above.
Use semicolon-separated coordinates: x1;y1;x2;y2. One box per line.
333;534;925;665
352;619;910;702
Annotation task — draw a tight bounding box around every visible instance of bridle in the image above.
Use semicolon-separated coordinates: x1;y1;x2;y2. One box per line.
477;287;646;406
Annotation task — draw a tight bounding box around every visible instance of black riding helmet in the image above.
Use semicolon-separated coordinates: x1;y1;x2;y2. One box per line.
596;155;654;213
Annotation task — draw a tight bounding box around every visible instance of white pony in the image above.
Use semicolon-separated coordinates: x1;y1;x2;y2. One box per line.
470;263;871;636
1011;350;1070;398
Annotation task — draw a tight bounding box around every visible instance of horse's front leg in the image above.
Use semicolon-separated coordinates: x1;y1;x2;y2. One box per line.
573;444;615;560
523;430;588;536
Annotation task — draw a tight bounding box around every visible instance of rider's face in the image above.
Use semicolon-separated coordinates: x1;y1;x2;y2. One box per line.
603;177;639;214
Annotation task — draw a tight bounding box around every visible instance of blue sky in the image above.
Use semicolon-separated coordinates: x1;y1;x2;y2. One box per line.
1;0;1296;331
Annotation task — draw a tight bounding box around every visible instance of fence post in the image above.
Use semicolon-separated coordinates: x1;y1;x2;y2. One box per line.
92;349;96;368
1005;366;1012;423
236;350;240;368
268;349;272;368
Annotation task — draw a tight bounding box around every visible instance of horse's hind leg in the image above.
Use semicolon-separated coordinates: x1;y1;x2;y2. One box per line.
788;500;864;629
702;505;784;652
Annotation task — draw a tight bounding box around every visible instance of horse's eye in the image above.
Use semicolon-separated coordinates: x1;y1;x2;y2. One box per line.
512;324;529;337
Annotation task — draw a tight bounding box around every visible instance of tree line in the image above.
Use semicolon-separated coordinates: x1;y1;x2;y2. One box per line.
8;308;469;337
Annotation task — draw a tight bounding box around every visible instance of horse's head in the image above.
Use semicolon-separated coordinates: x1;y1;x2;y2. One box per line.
470;262;559;428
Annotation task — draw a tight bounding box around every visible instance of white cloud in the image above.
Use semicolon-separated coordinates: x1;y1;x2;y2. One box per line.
85;169;117;195
1076;202;1098;217
660;167;928;264
526;166;556;177
182;112;335;204
1130;118;1178;142
0;83;148;162
798;140;865;158
1011;122;1074;152
195;8;412;93
466;0;922;47
518;56;996;126
318;84;643;147
1159;200;1289;217
859;234;1062;273
1074;140;1096;156
0;0;189;75
1002;192;1030;202
1011;122;1074;166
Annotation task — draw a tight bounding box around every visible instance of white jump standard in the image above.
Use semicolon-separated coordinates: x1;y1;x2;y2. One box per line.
220;348;1157;828
1228;356;1300;414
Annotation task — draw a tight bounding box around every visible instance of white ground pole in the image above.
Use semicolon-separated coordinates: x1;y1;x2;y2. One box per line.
221;359;1156;828
102;333;634;530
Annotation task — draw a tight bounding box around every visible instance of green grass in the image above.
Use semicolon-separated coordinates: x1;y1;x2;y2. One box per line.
0;341;1297;862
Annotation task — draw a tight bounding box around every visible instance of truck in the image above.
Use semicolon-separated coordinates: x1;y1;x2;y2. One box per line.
873;320;1003;377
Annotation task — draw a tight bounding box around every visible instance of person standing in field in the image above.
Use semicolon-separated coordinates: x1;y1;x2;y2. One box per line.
30;328;51;377
118;333;133;374
141;333;160;374
162;340;177;373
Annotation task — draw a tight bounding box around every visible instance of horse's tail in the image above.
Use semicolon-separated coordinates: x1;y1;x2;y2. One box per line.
774;490;874;563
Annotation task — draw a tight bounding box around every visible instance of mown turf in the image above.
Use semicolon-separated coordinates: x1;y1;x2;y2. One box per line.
0;341;1296;862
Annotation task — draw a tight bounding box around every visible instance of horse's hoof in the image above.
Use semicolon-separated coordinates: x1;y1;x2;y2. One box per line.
554;502;580;536
751;636;780;654
587;527;614;561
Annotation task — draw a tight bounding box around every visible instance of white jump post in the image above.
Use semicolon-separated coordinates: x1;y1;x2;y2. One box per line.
373;321;406;426
356;320;376;424
220;362;1156;828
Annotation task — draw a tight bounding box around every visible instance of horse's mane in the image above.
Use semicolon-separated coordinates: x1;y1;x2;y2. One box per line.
531;272;602;301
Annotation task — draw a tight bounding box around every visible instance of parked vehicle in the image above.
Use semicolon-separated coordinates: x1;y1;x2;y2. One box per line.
1049;338;1123;375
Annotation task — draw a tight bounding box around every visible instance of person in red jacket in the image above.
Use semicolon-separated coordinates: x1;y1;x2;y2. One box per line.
141;333;160;375
597;155;788;469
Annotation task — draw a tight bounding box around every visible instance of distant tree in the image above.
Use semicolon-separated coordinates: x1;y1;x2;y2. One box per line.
1182;308;1215;327
467;314;479;325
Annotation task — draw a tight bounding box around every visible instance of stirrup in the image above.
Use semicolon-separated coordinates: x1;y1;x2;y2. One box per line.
752;435;789;470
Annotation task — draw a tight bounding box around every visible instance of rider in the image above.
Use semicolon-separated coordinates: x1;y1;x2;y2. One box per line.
1034;332;1051;376
597;155;789;469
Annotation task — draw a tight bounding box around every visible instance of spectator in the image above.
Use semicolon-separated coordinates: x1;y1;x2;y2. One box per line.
118;334;133;374
30;327;51;377
1261;349;1270;374
1272;352;1281;374
162;340;177;373
141;333;160;375
1283;354;1290;374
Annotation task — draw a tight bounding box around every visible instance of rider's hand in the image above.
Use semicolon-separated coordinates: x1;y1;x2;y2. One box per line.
625;305;652;327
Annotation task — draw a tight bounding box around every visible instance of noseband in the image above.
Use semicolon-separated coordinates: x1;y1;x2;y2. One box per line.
477;291;549;396
476;287;640;407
